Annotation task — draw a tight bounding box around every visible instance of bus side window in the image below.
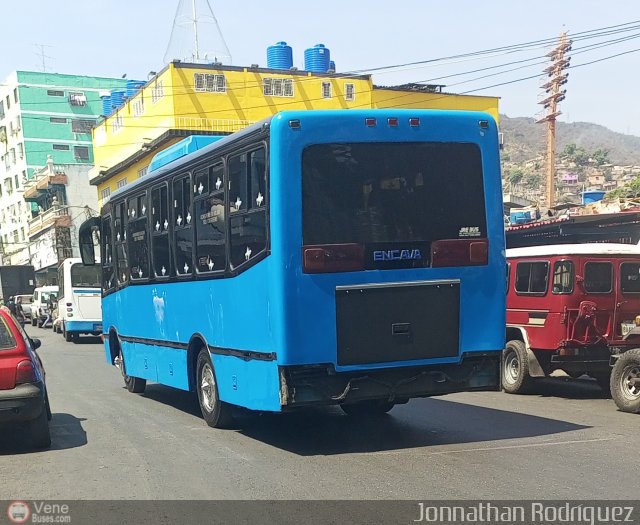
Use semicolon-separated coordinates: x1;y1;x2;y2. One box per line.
173;174;193;276
114;201;129;285
128;192;150;281
151;184;171;278
228;147;268;271
102;215;115;291
195;162;226;274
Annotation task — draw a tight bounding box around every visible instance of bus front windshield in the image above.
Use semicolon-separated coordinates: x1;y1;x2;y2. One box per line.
70;263;101;288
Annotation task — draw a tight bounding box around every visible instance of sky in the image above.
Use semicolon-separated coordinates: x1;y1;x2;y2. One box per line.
2;0;639;135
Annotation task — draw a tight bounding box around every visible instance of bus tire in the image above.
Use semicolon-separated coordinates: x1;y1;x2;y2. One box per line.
119;348;146;394
502;339;534;394
196;348;233;429
610;348;640;414
63;324;72;342
341;399;395;416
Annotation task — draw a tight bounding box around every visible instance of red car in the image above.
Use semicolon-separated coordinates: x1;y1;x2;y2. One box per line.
0;306;51;448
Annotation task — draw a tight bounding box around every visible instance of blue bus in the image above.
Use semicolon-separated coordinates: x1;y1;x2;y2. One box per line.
79;109;505;428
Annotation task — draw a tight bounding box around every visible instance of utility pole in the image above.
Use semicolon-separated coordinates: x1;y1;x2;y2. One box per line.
537;32;572;209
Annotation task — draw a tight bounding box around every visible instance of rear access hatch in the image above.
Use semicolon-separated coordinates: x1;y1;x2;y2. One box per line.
336;280;460;366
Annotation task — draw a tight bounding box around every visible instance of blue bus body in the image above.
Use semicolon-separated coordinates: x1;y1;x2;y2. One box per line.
94;109;505;414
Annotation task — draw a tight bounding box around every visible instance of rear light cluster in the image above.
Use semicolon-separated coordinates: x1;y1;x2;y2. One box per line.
303;244;364;274
15;360;37;384
431;239;488;268
302;239;488;274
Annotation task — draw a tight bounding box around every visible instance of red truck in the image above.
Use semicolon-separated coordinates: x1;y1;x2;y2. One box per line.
504;243;640;413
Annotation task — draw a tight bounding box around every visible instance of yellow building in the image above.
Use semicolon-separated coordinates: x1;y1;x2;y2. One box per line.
90;61;498;206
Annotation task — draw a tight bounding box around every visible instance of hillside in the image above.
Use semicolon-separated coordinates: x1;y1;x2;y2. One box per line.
500;115;640;166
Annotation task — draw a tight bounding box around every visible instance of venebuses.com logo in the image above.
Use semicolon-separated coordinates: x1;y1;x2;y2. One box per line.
6;501;30;524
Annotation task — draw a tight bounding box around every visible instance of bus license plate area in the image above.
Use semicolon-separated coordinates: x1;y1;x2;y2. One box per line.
336;281;460;366
621;322;636;336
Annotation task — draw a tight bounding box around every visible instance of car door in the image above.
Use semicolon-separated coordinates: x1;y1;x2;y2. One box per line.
616;258;640;342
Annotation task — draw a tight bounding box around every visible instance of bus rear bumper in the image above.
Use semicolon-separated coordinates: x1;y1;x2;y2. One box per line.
279;352;501;408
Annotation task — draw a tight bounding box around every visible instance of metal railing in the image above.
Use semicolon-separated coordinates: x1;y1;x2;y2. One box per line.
175;117;256;133
28;205;70;232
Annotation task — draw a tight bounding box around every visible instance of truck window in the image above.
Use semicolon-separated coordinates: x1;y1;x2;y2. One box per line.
552;261;574;294
515;261;549;295
584;262;612;293
620;262;640;294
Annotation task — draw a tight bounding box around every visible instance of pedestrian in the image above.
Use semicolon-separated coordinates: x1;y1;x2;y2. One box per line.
14;296;26;326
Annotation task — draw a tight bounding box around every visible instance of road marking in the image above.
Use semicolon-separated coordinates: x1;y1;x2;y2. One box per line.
362;436;616;457
427;437;616;455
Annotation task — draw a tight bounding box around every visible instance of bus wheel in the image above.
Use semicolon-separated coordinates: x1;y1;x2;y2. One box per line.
611;349;640;414
502;340;534;394
63;324;72;342
118;348;146;394
196;348;233;429
341;399;395;416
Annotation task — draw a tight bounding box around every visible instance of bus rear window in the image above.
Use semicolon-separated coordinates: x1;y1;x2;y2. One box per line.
584;262;612;293
70;264;101;288
621;262;640;293
302;143;486;245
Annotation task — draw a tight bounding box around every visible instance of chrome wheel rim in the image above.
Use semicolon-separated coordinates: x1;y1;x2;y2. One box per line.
619;364;640;400
503;350;520;385
200;363;216;412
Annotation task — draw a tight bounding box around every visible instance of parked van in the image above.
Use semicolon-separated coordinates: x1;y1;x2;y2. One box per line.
30;286;59;327
505;243;640;413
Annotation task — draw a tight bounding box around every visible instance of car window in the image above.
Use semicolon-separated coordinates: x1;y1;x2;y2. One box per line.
0;316;17;350
584;262;612;293
552;261;574;294
620;262;640;294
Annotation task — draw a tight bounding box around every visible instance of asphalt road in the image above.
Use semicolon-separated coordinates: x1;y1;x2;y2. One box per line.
0;325;637;500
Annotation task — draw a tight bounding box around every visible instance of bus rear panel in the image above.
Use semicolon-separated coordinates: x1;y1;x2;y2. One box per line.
98;110;505;413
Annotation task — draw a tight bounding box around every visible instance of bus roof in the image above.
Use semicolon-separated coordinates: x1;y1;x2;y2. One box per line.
507;243;640;258
106;108;496;206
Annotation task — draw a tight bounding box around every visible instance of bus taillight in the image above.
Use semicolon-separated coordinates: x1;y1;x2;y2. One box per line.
302;244;364;273
431;239;488;267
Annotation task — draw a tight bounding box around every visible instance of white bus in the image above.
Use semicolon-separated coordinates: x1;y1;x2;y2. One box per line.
57;258;102;342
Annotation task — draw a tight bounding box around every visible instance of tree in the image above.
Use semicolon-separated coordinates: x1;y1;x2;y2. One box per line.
563;143;577;156
592;148;609;166
507;168;524;186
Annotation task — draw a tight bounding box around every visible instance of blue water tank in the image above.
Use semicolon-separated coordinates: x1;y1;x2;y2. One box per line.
110;90;126;111
126;79;146;98
304;44;331;72
329;60;336;72
582;191;606;204
267;41;293;69
100;95;112;117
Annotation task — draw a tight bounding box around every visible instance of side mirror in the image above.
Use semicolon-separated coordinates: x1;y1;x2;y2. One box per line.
31;338;41;350
78;217;101;266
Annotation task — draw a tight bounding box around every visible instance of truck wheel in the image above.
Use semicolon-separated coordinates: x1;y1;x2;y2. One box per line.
341;399;395;416
196;348;234;428
591;371;612;398
502;339;535;394
611;348;640;414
